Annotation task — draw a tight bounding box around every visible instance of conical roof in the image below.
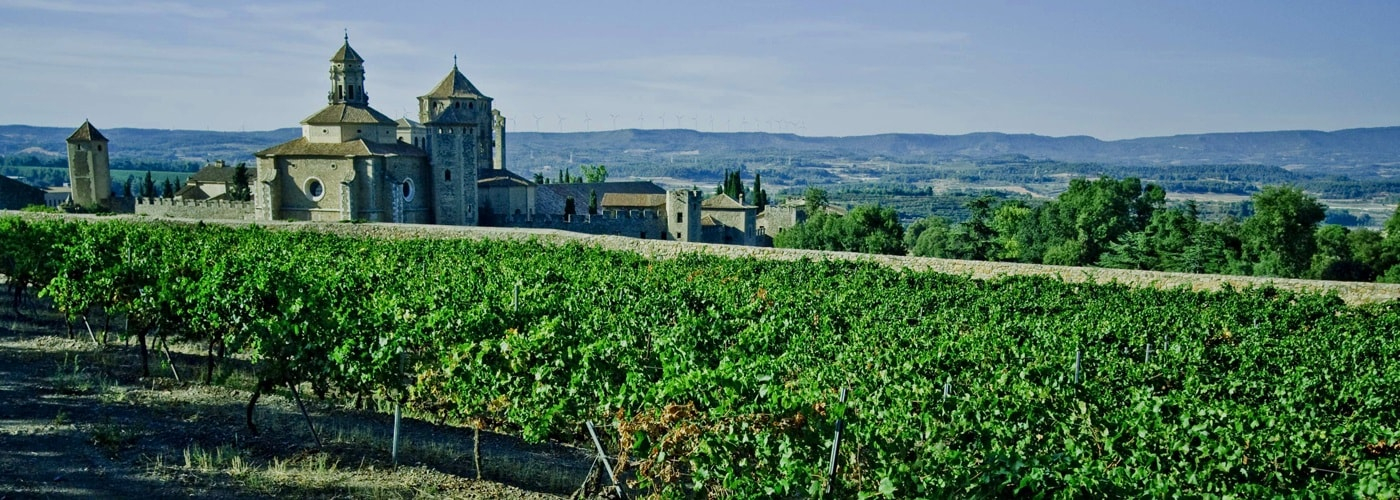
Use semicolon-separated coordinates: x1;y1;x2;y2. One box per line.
421;65;487;99
331;40;364;63
67;120;107;142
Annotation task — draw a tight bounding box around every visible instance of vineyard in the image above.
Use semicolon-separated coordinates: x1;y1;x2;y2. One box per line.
2;215;1399;497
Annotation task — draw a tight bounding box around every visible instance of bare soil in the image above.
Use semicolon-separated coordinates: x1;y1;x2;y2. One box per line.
0;304;602;499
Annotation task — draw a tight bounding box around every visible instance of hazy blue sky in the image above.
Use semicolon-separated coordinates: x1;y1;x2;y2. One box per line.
2;0;1397;139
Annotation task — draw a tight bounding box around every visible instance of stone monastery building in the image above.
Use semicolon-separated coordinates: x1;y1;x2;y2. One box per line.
60;38;794;246
254;36;497;225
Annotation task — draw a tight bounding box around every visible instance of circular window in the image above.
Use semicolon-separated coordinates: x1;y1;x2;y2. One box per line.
306;178;325;201
401;178;415;202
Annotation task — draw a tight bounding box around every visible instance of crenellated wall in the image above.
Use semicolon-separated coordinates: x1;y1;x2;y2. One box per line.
483;209;670;240
135;198;254;220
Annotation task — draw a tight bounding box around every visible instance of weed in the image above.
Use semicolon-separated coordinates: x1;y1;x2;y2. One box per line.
52;409;69;426
183;444;250;476
48;354;106;395
88;419;138;455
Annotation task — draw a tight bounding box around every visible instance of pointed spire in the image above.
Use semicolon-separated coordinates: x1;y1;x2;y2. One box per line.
67;119;108;143
453;54;458;70
344;28;348;43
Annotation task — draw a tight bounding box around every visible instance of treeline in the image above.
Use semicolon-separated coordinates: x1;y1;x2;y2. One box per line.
0;154;203;172
776;178;1400;282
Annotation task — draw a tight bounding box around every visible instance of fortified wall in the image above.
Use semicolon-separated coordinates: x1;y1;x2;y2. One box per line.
483;209;670;240
135;198;254;221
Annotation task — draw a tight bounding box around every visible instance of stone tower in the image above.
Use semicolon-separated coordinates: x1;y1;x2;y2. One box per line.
666;189;702;242
66;120;111;208
418;59;493;225
492;109;506;171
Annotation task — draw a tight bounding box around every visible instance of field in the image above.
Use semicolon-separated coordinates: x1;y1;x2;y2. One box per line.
2;214;1400;497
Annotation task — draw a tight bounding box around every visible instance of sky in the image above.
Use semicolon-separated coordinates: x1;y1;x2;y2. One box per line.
1;0;1397;140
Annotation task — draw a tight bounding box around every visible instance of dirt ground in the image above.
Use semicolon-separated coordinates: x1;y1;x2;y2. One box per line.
0;304;604;499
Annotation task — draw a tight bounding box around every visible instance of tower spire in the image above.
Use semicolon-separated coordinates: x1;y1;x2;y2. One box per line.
453;54;458;70
344;28;348;43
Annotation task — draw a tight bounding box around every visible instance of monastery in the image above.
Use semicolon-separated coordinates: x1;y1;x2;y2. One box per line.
54;38;801;246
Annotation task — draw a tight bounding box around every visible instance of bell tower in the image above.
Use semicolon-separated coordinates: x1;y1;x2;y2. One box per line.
328;33;368;106
418;56;493;226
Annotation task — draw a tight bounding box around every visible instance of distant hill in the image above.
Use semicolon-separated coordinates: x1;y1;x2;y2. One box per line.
3;124;1399;172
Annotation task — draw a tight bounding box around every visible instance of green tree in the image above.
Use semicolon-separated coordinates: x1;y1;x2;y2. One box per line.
803;187;828;211
581;164;608;183
122;176;134;199
904;216;954;258
773;204;904;255
588;189;598;215
142;171;156;201
162;178;175;199
1240;186;1325;278
752;172;768;212
533;172;545;185
564;196;576;216
228;162;252;201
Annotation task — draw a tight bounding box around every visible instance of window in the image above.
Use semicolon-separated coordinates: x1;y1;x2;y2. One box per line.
306;178;325;201
444;170;452;181
676;232;682;239
97;145;102;151
401;178;415;202
640;231;646;239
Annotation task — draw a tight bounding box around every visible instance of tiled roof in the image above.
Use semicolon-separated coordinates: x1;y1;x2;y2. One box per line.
477;168;534;188
331;41;364;63
701;193;750;209
396;117;423;128
700;215;719;226
256;137;427;157
601;193;666;208
421;67;487;99
0;176;45;209
66;120;108;142
188;165;238;184
301;104;398;125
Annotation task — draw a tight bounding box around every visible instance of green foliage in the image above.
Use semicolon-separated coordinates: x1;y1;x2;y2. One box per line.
774;205;904;255
229;163;252;202
9;216;1400;496
142;171;156;200
580;164;608;183
1242;186;1326;278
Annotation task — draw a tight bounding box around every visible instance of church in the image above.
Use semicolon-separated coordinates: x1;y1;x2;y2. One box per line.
252;36;509;224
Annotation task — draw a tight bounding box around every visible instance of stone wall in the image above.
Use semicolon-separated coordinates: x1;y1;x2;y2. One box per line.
484;210;670;240
134;198;253;220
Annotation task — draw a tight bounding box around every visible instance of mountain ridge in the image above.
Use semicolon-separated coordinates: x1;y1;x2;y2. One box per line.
3;124;1399;170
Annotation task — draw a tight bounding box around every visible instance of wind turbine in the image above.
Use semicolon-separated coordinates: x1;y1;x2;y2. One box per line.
675;114;685;131
691;115;698;130
533;114;544;132
557;114;567;133
658;113;667;128
609;113;620;130
709;115;715;131
637;113;646;128
583;113;592;132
